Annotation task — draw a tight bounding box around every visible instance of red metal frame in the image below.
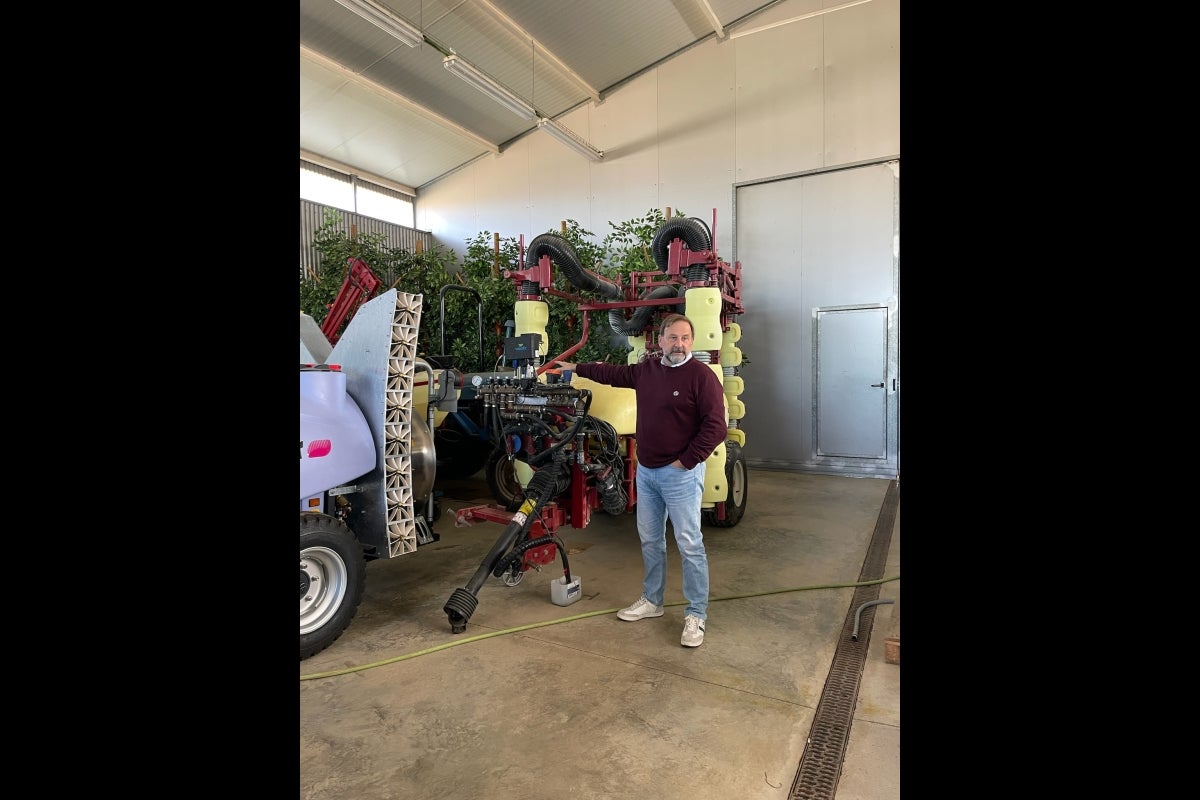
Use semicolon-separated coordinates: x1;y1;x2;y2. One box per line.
320;257;383;345
455;211;740;537
453;502;565;572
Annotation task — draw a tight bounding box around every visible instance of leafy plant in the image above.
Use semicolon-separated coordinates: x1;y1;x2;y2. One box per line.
601;207;680;280
539;218;627;365
299;209;396;344
300;208;461;357
451;231;524;370
301;206;748;372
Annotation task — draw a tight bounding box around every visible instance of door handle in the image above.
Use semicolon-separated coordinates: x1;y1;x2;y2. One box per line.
870;383;884;388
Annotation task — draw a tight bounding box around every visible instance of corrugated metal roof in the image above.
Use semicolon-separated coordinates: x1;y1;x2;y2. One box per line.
299;0;788;190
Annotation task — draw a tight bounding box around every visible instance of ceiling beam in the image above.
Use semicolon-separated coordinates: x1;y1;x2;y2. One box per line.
730;0;875;39
695;0;726;40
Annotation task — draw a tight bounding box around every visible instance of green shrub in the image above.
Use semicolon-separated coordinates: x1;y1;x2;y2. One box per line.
300;207;745;372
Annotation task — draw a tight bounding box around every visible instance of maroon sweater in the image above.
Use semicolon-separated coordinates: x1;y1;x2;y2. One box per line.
576;357;727;469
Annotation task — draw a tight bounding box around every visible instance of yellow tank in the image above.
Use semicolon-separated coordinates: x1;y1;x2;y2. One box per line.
515;300;550;358
702;441;726;504
686;287;723;351
567;377;637;435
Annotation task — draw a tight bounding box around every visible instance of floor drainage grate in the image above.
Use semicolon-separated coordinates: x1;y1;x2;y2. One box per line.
788;478;899;800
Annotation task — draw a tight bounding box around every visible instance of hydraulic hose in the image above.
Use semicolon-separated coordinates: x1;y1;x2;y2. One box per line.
507;390;592;468
492;533;571;583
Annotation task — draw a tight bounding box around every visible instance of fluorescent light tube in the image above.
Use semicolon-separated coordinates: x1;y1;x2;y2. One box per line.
333;0;423;47
730;0;874;39
537;117;604;161
443;55;536;121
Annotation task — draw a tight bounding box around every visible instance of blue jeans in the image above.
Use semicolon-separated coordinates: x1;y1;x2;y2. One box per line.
634;461;709;620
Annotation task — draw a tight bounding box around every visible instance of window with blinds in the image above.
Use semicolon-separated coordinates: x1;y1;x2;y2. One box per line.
300;160;414;228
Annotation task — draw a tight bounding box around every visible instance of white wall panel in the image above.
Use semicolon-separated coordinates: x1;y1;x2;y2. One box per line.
658;38;737;249
471;140;532;246
733;9;824;182
591;75;660;237
526;106;599;239
824;0;901;164
417;0;899;266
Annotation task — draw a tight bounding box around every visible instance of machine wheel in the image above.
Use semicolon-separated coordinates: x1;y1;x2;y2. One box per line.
703;441;748;528
484;448;524;511
300;513;366;660
434;414;493;480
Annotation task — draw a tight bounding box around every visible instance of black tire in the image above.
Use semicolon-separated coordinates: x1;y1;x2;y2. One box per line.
434;413;493;480
300;513;367;660
703;441;748;528
484;448;524;511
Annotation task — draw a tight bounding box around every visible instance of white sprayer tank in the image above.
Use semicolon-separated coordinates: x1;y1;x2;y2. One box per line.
300;365;376;500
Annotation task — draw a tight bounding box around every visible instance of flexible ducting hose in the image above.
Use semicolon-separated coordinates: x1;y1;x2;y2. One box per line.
651;217;712;272
608;284;682;335
526;233;622;299
606;217;712;336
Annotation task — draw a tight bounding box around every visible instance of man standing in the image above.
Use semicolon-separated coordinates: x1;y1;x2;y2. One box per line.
555;313;727;647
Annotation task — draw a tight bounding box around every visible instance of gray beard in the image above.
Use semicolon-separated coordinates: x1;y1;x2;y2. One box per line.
665;350;687;364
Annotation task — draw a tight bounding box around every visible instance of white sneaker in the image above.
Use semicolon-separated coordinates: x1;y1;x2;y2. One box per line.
681;614;705;647
617;596;664;621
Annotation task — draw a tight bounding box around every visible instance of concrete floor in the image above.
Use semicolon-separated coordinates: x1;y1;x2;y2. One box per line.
300;468;900;800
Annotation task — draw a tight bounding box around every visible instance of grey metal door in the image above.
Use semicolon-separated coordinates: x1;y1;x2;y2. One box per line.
816;305;888;459
734;160;898;478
